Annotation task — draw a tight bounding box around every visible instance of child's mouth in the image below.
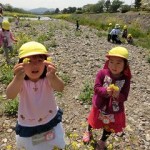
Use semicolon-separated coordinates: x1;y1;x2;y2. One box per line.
32;71;39;74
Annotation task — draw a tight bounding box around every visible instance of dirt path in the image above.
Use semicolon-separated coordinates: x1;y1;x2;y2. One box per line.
0;19;150;149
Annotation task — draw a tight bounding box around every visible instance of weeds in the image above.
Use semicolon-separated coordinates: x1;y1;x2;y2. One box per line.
4;98;19;116
0;64;13;85
78;81;93;104
59;72;71;85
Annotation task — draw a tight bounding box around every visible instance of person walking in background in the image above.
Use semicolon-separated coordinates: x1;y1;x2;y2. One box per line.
6;41;66;150
14;15;20;27
122;25;128;39
82;47;131;150
0;20;17;64
110;24;122;44
0;13;3;27
76;20;79;30
0;4;3;15
127;34;134;45
107;23;112;42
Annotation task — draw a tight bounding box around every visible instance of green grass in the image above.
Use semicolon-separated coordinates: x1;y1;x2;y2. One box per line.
0;64;13;85
78;81;93;104
4;98;19;116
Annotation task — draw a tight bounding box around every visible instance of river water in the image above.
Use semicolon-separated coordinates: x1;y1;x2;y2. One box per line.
3;16;51;21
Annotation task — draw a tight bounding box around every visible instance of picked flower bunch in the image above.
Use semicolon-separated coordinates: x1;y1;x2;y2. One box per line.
109;84;119;91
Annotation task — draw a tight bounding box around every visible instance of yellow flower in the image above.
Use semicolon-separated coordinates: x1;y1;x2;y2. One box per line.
46;57;52;62
23;58;30;64
109;84;119;91
6;145;12;150
107;144;113;150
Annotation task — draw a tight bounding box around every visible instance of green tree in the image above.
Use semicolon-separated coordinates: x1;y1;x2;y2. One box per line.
121;4;131;13
92;0;105;13
110;0;123;12
83;4;94;13
104;0;111;12
55;8;60;14
134;0;142;10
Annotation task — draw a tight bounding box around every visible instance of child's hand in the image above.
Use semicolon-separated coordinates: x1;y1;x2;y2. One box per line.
44;60;56;78
108;84;120;99
112;90;119;99
107;87;113;96
13;63;25;80
13;39;18;43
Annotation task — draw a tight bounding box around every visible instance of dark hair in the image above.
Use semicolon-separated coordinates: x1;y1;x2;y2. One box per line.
2;28;9;31
19;54;47;80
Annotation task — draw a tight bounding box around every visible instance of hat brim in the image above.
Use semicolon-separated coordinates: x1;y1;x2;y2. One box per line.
106;54;127;59
19;52;49;59
2;27;10;30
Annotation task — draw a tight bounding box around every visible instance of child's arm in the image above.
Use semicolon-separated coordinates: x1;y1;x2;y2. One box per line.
6;63;25;99
94;70;107;96
44;61;64;92
10;32;17;42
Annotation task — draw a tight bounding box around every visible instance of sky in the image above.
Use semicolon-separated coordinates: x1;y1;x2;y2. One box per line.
1;0;132;10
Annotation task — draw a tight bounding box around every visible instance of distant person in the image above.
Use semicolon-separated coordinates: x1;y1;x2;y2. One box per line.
127;34;134;45
6;41;66;150
0;14;3;27
107;23;113;42
122;25;128;39
38;16;41;20
76;20;79;30
110;24;122;44
0;5;3;15
14;15;20;27
0;20;17;64
82;47;131;150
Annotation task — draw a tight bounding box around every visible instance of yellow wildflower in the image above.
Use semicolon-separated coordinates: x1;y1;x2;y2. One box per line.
46;57;52;62
23;58;30;64
6;145;12;150
109;84;119;91
107;144;113;150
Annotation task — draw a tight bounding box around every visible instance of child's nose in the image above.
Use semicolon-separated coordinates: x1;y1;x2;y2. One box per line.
32;61;38;65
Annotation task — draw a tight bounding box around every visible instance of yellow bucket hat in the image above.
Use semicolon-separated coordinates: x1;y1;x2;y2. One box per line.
2;20;10;30
19;41;49;59
106;47;129;59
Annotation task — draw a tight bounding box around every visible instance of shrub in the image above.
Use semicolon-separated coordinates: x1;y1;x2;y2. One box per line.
0;64;13;85
78;81;93;104
4;98;19;116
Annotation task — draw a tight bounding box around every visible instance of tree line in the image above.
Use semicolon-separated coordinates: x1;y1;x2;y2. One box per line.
1;0;149;15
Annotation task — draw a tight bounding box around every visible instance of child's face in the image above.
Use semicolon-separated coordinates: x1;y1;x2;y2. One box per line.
23;55;46;82
108;56;125;76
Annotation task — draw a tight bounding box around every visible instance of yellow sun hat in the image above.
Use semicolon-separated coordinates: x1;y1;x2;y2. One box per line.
18;41;49;59
2;20;10;30
127;34;132;38
106;46;129;59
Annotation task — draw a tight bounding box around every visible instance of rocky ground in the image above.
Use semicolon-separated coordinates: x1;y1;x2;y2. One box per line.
0;14;150;150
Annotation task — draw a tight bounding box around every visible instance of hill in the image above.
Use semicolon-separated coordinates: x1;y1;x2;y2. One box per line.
29;7;55;14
